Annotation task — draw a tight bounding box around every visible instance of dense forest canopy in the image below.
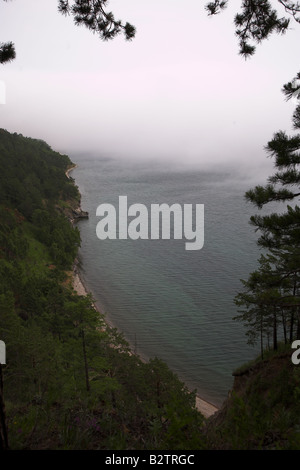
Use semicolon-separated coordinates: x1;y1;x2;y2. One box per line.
1;0;300;452
0;129;206;450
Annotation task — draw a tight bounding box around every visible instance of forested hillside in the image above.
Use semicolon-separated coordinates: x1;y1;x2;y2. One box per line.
0;129;206;450
1;128;299;451
205;346;300;449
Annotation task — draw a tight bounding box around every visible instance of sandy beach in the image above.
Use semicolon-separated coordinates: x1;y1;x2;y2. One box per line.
195;396;219;419
65;164;78;179
72;266;219;419
72;270;88;297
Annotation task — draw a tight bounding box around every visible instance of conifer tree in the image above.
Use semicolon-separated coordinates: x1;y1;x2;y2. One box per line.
245;73;300;250
206;0;300;57
58;0;136;41
1;0;136;64
234;250;300;355
2;1;300;63
235;74;300;350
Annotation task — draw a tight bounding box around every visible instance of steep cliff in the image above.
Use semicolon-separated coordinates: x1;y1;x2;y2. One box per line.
205;347;300;449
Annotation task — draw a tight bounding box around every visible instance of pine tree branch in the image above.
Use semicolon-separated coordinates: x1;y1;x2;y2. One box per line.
245;184;300;208
0;42;16;64
268;169;300;185
278;0;300;22
58;0;136;41
205;1;228;16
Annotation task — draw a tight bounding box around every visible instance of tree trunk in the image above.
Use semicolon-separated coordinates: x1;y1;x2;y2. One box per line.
81;329;90;392
290;311;294;343
273;309;278;351
260;315;264;360
282;309;287;344
290;280;297;343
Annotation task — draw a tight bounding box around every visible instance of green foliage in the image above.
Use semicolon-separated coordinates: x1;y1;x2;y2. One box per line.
0;129;206;450
207;351;300;449
0;41;15;64
2;0;136;66
32;209;80;268
234;248;300;355
0;129;79;219
228;72;300;450
235;74;300;358
206;0;299;57
58;1;136;41
3;1;300;66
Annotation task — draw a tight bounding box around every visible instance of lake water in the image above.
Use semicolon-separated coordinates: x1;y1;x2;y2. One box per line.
70;154;266;407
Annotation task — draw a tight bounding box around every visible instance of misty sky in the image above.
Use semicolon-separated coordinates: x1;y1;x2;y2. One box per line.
1;0;300;170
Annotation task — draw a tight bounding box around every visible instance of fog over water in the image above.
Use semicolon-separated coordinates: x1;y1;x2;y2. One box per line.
1;1;299;405
0;0;299;173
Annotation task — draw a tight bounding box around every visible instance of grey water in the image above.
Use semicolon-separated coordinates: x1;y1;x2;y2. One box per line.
70;154;269;407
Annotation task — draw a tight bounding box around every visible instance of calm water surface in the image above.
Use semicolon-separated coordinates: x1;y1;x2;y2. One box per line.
70;155;267;407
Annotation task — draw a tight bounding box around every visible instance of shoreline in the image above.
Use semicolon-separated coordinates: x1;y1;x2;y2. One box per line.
71;264;219;419
65;163;78;179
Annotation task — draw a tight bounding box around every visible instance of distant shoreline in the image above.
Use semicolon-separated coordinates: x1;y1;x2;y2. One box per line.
65;163;78;179
71;262;219;419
